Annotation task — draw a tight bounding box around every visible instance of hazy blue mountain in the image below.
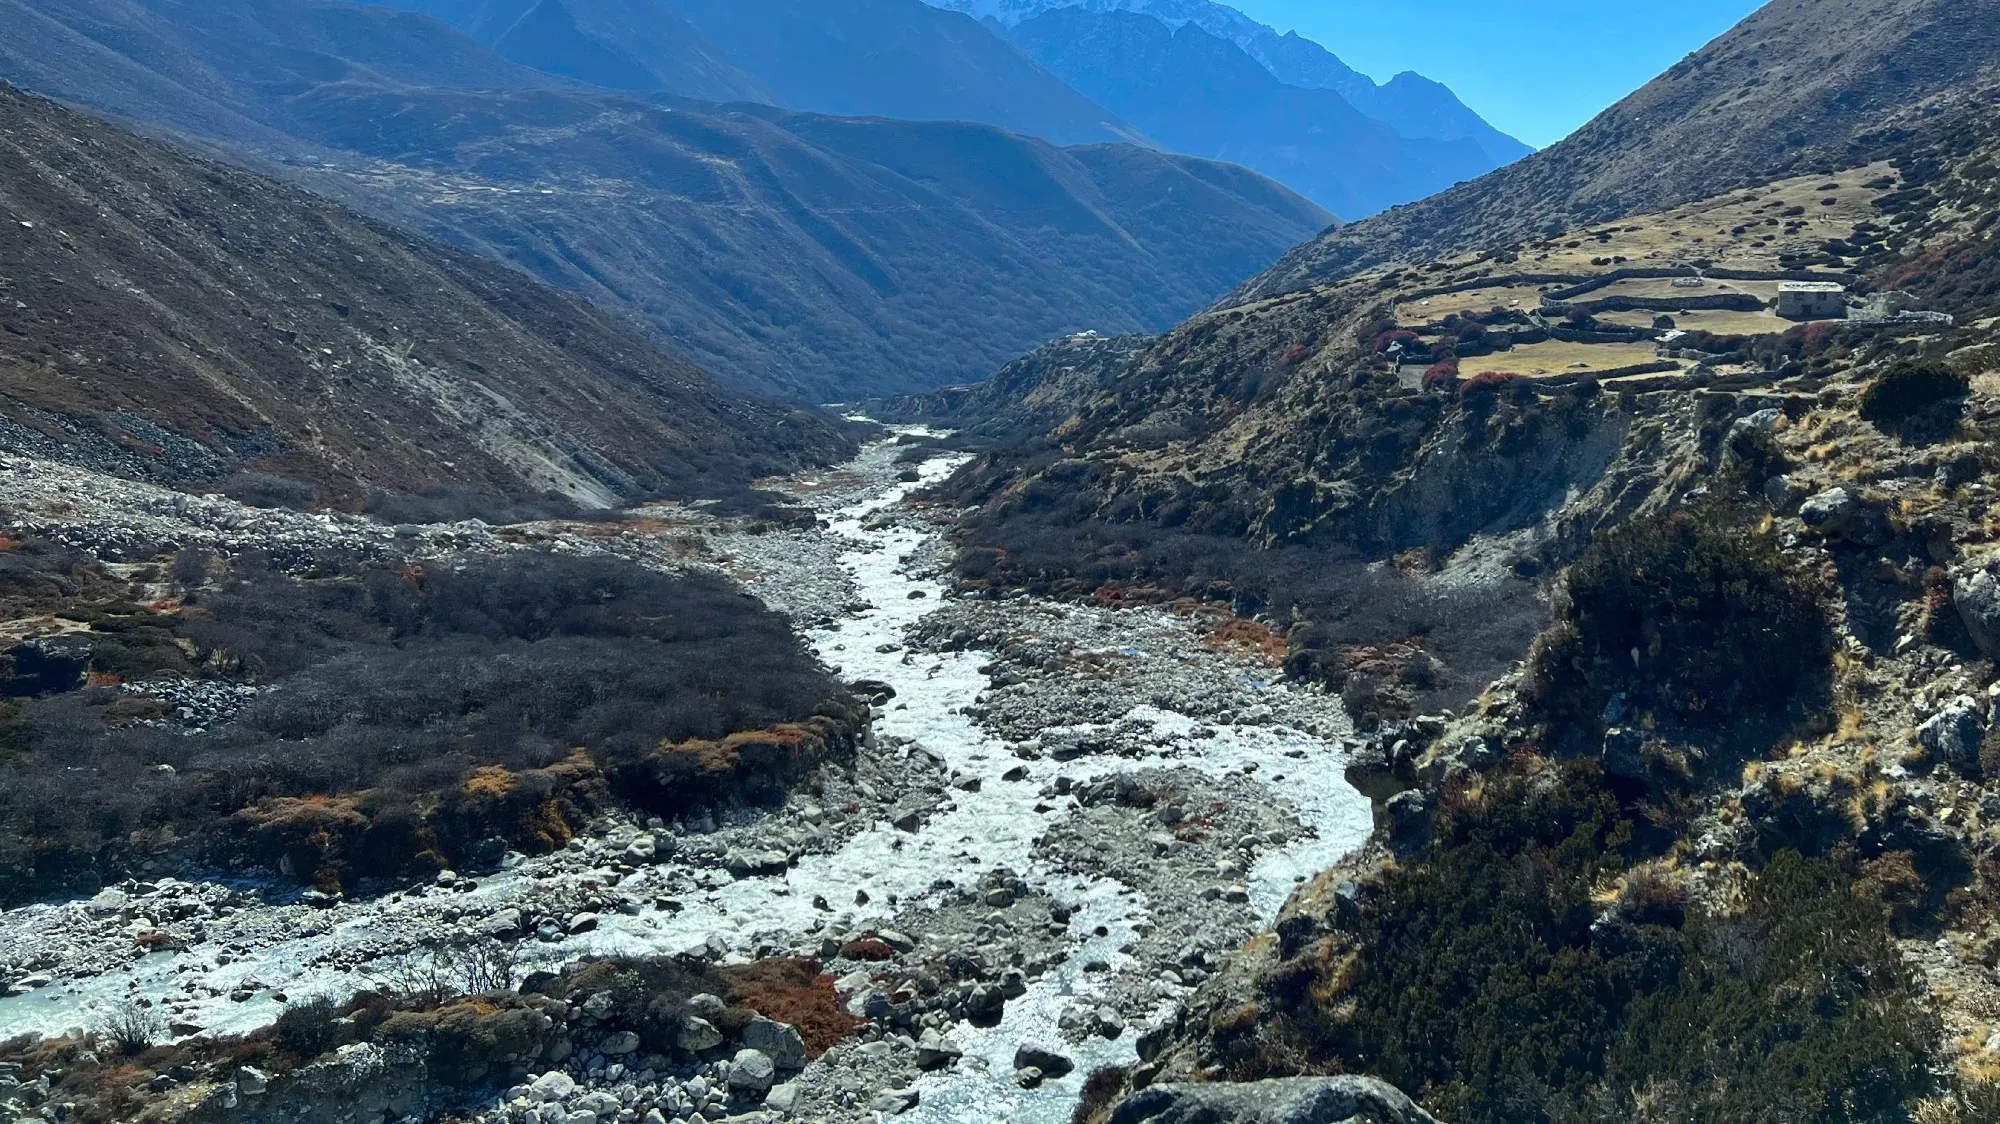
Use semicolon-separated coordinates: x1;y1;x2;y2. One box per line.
0;0;1328;400
931;0;1531;165
638;0;1150;146
383;0;775;102
1006;7;1493;217
1242;29;1532;166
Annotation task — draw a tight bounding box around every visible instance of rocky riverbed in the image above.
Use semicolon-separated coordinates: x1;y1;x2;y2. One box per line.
0;432;1372;1124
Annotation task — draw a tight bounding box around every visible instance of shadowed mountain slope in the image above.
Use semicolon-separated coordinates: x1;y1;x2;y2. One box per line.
0;83;850;506
1006;7;1494;218
0;0;1329;400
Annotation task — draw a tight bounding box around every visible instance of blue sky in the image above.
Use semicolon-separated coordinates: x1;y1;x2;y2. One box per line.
1227;0;1765;147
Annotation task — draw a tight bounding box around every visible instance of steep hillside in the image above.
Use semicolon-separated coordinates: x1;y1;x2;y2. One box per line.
0;83;848;507
958;66;2000;1124
645;0;1149;147
393;0;775;102
928;0;1531;165
0;0;1328;401
1236;0;2000;301
1007;7;1494;218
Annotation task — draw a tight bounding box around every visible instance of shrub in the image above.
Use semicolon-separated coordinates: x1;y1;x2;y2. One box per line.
1372;329;1420;354
0;550;850;901
1858;363;1970;425
94;1001;165;1055
1266;764;1937;1124
273;996;344;1060
1529;502;1830;728
1456;371;1518;401
1421;360;1460;391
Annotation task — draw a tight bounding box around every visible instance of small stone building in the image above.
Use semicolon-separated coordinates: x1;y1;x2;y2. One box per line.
1776;281;1848;320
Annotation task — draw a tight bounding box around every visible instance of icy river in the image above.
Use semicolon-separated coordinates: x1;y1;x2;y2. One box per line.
0;433;1374;1123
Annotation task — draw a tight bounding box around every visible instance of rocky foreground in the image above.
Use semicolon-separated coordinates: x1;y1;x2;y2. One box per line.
0;433;1374;1124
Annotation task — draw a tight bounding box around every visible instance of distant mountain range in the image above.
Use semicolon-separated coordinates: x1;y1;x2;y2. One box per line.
1005;8;1494;221
0;0;1329;400
394;0;1529;217
931;0;1532;166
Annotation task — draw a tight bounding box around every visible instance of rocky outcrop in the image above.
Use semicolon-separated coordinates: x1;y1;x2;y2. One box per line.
1109;1077;1440;1124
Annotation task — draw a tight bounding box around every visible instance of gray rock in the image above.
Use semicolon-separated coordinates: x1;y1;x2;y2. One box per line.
741;1017;808;1070
1957;567;2000;659
531;1071;577;1102
566;912;599;934
914;1028;962;1069
1919;695;1987;774
870;1088;919;1115
1601;727;1646;778
727;1048;776;1095
624;835;658;863
1012;1044;1073;1079
678;1017;724;1053
235;1066;268;1097
85;888;129;915
480;908;524;938
765;1081;799;1114
1109;1076;1440;1124
601;1030;641;1055
1799;487;1858;534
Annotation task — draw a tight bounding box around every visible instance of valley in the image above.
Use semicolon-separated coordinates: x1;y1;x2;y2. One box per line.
0;433;1371;1124
9;0;2000;1121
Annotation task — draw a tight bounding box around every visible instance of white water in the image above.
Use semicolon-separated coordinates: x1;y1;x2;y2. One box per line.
0;439;1374;1123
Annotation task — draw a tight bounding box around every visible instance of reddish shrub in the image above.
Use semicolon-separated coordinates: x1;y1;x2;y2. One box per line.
1422;360;1460;391
1279;342;1312;367
719;958;863;1058
1458;371;1520;398
1372;329;1420;354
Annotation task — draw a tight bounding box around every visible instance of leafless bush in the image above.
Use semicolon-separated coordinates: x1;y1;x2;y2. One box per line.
94;999;166;1054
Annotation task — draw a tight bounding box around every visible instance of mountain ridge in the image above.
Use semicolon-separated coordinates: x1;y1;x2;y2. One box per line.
1233;0;2000;303
927;0;1531;165
1006;7;1494;218
0;80;850;508
0;0;1331;401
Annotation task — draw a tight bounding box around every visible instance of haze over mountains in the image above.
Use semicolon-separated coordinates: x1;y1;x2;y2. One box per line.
397;0;1529;217
934;0;1531;166
0;0;1331;400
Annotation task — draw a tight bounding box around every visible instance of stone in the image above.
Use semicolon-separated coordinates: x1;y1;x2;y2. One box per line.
765;1081;800;1114
235;1066;268;1097
686;993;726;1019
85;889;128;915
740;1017;808;1070
870;1088;919;1115
1958;567;2000;659
876;929;917;953
531;1071;577;1102
1015;1067;1044;1089
677;1017;724;1053
1919;695;1987;774
481;909;524;938
727;1048;776;1095
1107;1076;1439;1124
1799;487;1858;534
1013;1044;1073;1079
601;1031;641;1055
566;912;599;934
914;1028;962;1069
1601;726;1647;778
624;836;658;863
